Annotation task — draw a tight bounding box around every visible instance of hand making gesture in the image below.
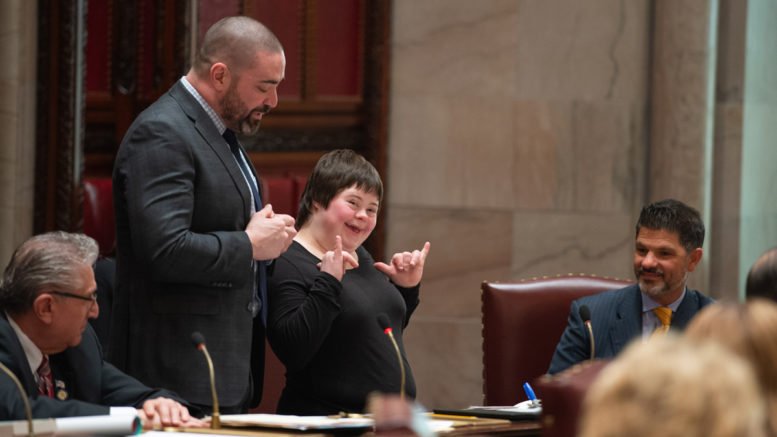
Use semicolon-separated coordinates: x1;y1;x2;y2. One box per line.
319;235;359;281
374;241;431;288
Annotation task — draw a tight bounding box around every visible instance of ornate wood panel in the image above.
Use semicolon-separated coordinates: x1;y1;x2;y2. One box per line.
35;0;391;256
34;0;86;233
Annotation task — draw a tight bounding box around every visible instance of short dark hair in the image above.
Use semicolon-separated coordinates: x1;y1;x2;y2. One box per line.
0;232;98;315
193;16;283;77
295;149;383;229
635;199;705;252
746;247;777;301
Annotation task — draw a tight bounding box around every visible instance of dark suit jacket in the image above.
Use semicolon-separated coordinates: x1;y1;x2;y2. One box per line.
110;80;264;409
548;284;714;374
0;314;184;420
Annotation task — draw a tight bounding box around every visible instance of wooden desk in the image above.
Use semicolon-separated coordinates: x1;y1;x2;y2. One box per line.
161;416;542;437
435;418;541;436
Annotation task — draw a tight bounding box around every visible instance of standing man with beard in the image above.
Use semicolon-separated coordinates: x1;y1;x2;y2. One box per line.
110;16;296;414
548;199;713;374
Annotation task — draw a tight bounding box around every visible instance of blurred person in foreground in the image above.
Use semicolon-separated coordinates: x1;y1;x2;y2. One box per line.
267;149;430;414
686;299;777;436
579;334;766;437
548;199;714;374
0;232;203;429
746;247;777;301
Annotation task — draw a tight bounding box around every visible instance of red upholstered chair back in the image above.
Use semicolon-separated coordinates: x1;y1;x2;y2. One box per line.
481;274;631;406
259;175;308;218
83;177;116;256
534;359;610;437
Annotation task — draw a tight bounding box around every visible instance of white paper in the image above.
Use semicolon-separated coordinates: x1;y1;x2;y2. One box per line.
220;413;373;430
54;415;140;435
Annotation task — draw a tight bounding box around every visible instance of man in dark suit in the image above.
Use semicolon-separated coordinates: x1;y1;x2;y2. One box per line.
548;199;714;374
109;16;296;413
0;232;201;427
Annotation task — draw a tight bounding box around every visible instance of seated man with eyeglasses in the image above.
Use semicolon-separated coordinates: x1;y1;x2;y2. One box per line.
0;231;203;428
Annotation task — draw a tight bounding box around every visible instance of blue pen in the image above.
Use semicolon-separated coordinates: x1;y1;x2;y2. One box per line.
523;382;538;407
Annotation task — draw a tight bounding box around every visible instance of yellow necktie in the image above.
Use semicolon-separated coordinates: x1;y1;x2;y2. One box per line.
652;307;672;335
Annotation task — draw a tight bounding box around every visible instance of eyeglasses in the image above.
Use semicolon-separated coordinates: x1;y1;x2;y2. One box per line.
50;290;98;304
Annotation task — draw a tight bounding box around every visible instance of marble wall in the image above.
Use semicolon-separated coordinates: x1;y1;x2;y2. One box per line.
388;0;652;408
0;0;37;267
739;0;777;293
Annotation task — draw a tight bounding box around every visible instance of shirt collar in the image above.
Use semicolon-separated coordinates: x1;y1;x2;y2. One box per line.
5;311;44;377
180;76;227;135
641;287;687;313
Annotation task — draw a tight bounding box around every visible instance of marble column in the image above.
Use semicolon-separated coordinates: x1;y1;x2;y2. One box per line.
648;0;718;295
0;0;38;267
709;0;746;299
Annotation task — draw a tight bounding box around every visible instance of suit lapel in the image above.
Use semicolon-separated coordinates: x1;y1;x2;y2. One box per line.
0;314;39;396
48;354;72;401
168;82;253;220
672;290;698;329
609;285;642;354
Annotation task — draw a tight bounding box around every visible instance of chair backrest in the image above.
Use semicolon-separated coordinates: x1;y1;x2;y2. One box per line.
481;274;632;405
83;177;116;256
251;340;286;413
534;359;610;437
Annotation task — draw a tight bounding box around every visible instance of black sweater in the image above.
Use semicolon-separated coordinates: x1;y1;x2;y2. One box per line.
267;241;419;414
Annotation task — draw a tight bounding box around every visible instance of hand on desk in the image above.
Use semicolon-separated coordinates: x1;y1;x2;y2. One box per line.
137;397;206;429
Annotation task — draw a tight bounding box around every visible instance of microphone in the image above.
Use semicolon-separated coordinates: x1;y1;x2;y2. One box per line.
579;305;595;361
191;332;220;429
376;314;406;399
0;361;34;437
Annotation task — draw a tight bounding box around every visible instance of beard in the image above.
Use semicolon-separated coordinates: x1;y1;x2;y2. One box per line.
636;267;669;299
636;267;687;300
221;83;270;136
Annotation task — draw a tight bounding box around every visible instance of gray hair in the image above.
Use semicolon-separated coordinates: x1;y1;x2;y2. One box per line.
0;232;98;314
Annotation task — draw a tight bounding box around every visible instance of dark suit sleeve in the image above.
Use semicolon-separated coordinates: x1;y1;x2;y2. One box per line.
98;360;188;410
547;299;590;374
0;368;191;420
117;113;252;286
68;327;198;417
0;374;108;420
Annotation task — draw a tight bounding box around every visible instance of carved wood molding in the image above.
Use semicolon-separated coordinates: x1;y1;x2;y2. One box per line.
34;0;86;233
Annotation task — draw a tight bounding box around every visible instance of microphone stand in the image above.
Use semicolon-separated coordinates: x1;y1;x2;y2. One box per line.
0;361;34;437
200;344;220;429
192;332;220;430
584;321;595;361
383;328;406;400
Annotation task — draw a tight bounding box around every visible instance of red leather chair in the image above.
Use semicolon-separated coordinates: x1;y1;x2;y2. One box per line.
251;341;287;413
83;177;116;256
534;359;610;437
481;274;631;406
261;176;297;216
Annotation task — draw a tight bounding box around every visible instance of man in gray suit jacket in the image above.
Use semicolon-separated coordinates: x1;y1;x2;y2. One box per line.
110;17;296;413
548;199;714;374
